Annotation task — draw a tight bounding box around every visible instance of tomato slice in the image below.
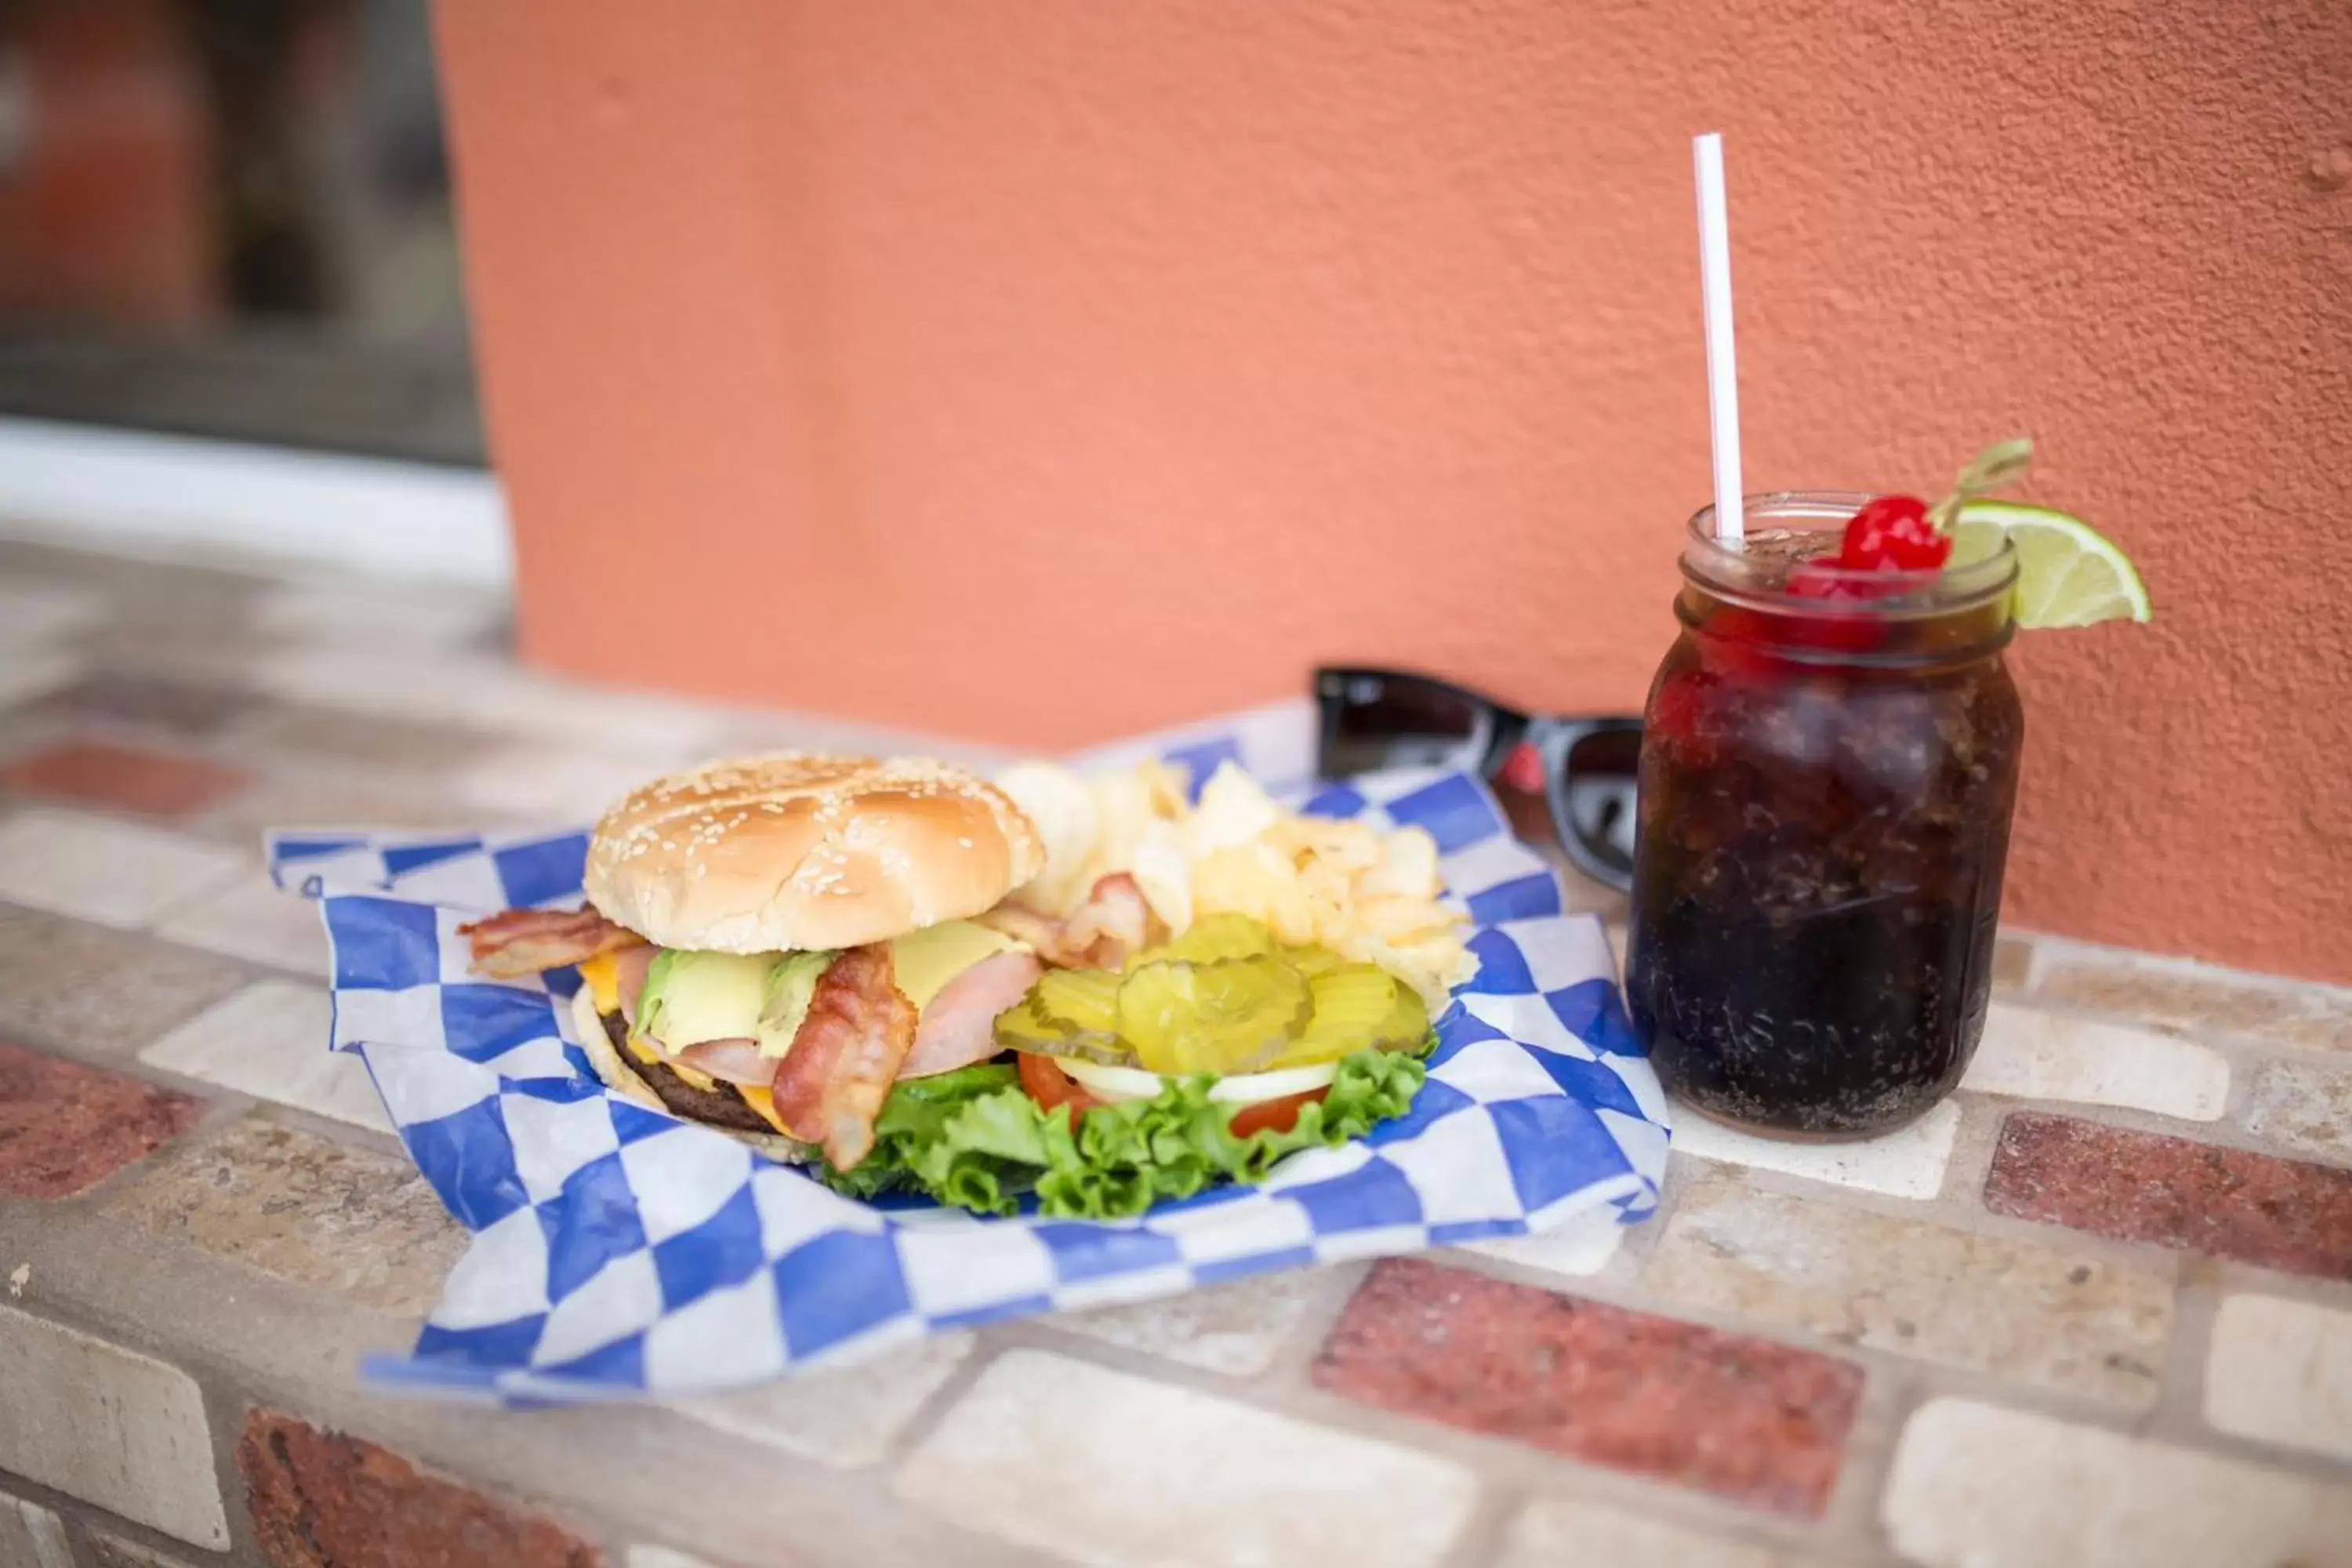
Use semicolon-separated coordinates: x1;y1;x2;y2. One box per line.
1018;1053;1102;1118
1227;1086;1330;1138
1019;1055;1331;1138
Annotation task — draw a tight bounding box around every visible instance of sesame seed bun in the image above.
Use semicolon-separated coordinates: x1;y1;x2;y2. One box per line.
582;753;1044;953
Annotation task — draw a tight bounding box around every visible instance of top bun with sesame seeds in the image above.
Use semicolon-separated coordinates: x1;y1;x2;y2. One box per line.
582;753;1046;953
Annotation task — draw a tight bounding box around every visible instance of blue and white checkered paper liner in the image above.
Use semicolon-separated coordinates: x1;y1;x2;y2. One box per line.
270;712;1668;1404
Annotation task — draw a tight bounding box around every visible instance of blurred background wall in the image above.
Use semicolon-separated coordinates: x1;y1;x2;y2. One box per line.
1;0;2342;985
434;0;2351;983
0;0;479;461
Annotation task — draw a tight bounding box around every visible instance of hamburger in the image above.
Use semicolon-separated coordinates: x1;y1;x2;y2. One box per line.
460;750;1430;1217
462;753;1066;1168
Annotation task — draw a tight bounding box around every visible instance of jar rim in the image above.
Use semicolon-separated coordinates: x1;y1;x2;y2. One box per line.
1682;490;2018;615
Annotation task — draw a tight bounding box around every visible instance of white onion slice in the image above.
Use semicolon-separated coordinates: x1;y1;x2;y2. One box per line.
1057;1057;1338;1105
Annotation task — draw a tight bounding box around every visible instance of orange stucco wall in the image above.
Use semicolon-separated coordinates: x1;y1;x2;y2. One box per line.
434;0;2352;984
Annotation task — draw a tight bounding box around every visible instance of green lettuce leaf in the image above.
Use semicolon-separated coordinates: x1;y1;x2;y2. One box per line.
815;1050;1428;1220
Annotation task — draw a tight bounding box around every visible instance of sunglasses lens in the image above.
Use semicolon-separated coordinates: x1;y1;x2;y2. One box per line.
1319;673;1484;776
1560;728;1642;883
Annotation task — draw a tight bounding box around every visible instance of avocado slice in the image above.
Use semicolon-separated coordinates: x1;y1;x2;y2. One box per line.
635;950;778;1051
757;950;837;1058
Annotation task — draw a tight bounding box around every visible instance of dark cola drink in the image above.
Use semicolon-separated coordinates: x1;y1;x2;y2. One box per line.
1625;495;2024;1138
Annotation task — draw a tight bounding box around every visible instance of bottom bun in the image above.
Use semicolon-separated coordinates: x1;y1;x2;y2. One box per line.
568;984;811;1166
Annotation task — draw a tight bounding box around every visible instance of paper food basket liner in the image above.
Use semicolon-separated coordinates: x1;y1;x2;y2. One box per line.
267;702;1669;1403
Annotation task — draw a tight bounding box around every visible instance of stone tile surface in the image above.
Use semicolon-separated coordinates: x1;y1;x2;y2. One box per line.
110;1120;463;1313
1048;1269;1323;1376
1881;1397;2352;1568
0;1303;227;1548
1497;1497;1800;1568
896;1349;1478;1568
2243;1058;2352;1164
1962;1002;2229;1120
670;1334;970;1468
152;872;330;975
2038;956;2352;1053
249;647;729;762
2204;1294;2352;1463
0;740;252;821
0;909;250;1057
238;1410;602;1568
138;982;390;1132
0;811;243;927
1646;1176;2172;1406
0;1492;74;1568
191;764;487;846
24;672;259;737
0;650;82;712
1668;1099;1960;1200
1992;931;2035;990
231;700;503;772
0;578;107;647
1313;1258;1863;1517
0;1041;203;1200
1986;1112;2352;1280
1458;1202;1626;1281
249;580;508;648
452;745;676;824
82;1534;199;1568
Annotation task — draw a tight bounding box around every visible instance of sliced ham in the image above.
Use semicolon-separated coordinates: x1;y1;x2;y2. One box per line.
613;944;657;1025
898;949;1044;1080
459;905;646;979
979;872;1157;971
673;1036;776;1087
771;944;917;1169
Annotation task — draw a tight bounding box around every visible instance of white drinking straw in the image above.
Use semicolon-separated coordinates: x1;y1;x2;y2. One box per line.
1692;132;1744;545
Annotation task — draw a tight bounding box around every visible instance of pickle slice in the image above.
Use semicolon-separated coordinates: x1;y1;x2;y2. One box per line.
993;993;1131;1065
1033;967;1123;1035
1278;943;1349;978
1276;964;1432;1066
1116;956;1310;1075
1141;912;1277;967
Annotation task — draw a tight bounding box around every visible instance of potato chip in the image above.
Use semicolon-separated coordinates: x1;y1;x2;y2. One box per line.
1001;755;1471;1009
1129;818;1194;932
1087;768;1163;893
1141;760;1192;821
1189;761;1283;855
996;761;1101;914
1357;825;1442;902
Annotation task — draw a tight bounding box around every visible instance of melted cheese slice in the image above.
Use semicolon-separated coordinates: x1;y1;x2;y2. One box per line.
735;1084;794;1136
576;951;622;1013
888;922;1029;1010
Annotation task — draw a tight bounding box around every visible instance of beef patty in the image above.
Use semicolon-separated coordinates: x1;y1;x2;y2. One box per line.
600;1009;775;1134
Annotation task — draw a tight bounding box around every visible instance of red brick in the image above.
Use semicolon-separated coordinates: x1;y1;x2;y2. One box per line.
0;739;251;820
1986;1111;2352;1280
0;1040;201;1198
1312;1257;1864;1516
237;1410;604;1568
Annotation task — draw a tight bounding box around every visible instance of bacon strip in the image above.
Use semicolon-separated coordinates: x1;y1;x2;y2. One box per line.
771;944;917;1169
978;872;1157;971
459;906;646;979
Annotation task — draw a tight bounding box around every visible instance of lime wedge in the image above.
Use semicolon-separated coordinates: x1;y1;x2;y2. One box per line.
1951;500;2152;628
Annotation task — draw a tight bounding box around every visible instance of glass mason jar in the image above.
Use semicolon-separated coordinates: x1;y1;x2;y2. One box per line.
1624;493;2025;1139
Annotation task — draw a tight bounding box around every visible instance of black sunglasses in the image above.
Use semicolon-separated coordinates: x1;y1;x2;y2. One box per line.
1313;666;1642;894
